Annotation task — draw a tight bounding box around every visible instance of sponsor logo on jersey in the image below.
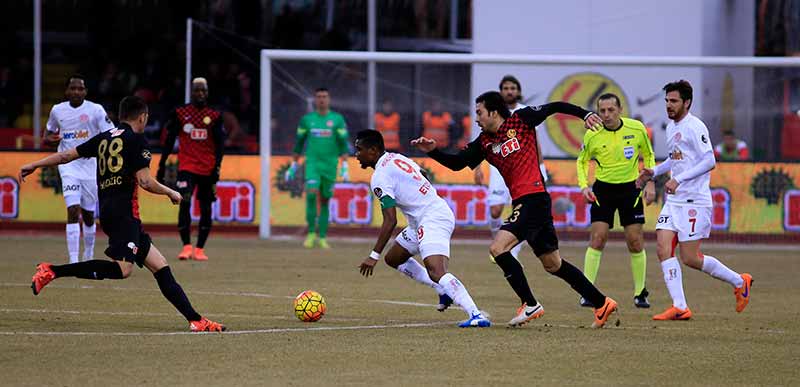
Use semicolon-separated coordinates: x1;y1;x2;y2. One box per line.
499;137;521;157
190;128;208;140
310;128;333;137
623;146;635;159
62;130;90;140
183;123;195;133
203;116;211;125
141;150;152;160
62;184;80;192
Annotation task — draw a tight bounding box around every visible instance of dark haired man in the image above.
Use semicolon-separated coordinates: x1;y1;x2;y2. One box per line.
22;96;226;332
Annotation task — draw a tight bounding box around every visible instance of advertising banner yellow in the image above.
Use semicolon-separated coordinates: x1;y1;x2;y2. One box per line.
1;152;798;234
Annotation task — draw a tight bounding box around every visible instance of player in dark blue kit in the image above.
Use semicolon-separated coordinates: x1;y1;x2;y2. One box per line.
20;96;225;332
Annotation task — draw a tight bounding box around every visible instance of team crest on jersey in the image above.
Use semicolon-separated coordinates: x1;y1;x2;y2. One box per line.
688;208;697;217
327;120;334;127
203;116;211;125
79;114;89;123
674;132;682;141
373;187;383;197
623;134;635;140
506;129;517;138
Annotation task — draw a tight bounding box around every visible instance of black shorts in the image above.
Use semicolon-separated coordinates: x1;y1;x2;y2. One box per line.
101;216;152;268
500;193;559;257
590;180;645;228
176;170;216;203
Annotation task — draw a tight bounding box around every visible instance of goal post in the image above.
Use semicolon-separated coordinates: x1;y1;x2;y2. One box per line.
259;49;800;239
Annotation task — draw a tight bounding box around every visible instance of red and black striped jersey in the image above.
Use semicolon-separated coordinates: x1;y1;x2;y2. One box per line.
161;104;224;176
429;103;592;200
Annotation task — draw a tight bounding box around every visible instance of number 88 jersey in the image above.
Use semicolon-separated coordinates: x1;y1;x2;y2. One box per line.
370;152;446;228
76;123;152;219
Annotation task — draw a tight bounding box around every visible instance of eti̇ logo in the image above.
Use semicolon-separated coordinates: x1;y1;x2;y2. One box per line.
545;73;630;156
0;177;19;219
190;181;255;223
500;138;521;157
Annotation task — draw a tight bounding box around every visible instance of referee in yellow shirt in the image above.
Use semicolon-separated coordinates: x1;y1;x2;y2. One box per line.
577;93;656;308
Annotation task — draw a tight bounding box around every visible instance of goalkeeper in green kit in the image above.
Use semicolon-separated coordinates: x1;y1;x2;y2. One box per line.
287;88;350;249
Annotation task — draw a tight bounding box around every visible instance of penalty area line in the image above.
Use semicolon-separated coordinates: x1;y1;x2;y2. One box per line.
0;321;456;337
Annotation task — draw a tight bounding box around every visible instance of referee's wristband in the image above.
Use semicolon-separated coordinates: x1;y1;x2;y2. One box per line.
369;251;381;260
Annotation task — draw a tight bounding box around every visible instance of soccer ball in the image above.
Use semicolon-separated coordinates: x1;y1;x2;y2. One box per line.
293;290;326;322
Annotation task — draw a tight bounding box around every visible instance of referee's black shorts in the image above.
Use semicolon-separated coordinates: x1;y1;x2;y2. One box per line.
590;180;644;228
500;193;559;257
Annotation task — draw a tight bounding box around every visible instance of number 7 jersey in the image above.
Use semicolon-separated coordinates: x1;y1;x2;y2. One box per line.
76;123;152;219
370;152;446;228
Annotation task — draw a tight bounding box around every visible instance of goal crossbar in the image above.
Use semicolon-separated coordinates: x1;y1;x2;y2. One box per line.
258;50;800;238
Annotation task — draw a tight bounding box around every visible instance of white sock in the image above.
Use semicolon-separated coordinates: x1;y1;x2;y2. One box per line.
438;273;480;317
701;255;744;288
661;257;688;310
510;242;523;259
82;223;96;261
489;217;502;237
397;258;444;294
66;223;80;263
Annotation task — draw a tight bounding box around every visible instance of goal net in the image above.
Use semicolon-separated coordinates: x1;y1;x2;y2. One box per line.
259;50;800;244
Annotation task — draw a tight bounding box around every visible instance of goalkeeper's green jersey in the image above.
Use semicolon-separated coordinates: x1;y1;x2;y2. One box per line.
576;117;655;189
293;111;349;163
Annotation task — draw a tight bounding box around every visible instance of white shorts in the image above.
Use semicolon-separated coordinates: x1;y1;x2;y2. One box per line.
394;205;455;259
61;175;98;210
487;165;511;207
655;203;711;242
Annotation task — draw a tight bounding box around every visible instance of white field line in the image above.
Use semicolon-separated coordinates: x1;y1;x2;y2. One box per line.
0;321;456;337
0;307;365;322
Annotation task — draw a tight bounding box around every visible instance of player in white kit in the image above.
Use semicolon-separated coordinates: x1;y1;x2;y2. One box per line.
474;76;548;263
636;80;752;320
43;75;115;263
354;129;490;328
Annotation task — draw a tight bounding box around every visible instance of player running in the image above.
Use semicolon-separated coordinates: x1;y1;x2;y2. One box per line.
157;77;225;261
44;75;115;263
413;91;618;328
287;88;350;249
21;96;225;332
636;80;752;320
354;129;491;328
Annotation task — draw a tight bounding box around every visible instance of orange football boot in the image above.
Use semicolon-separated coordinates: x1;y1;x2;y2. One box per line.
177;245;193;260
592;297;618;328
31;263;56;295
189;317;226;332
192;247;208;261
652;306;693;321
734;273;753;313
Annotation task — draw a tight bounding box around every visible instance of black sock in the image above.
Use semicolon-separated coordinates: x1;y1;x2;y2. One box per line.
552;259;606;306
178;202;191;245
153;266;202;322
196;200;212;248
494;251;537;306
51;260;124;280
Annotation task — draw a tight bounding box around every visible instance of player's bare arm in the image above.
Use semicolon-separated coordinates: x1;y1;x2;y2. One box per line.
359;206;397;277
19;148;80;182
136;168;182;204
43;131;62;147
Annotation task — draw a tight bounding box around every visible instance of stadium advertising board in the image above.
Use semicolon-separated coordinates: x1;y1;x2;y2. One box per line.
1;152;797;234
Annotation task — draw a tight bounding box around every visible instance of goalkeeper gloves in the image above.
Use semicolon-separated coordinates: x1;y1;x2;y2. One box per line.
340;159;349;182
285;161;297;182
